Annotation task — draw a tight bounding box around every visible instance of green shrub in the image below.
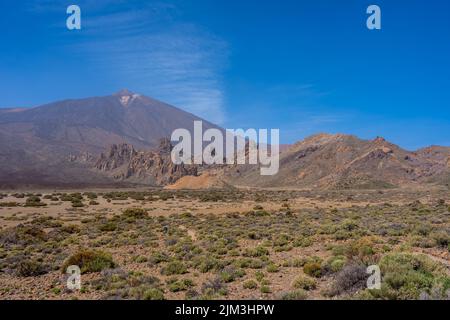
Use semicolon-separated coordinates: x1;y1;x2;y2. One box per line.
292;275;316;290
303;262;322;278
220;267;245;283
16;259;49;277
99;222;117;232
143;288;165;300
84;192;98;200
0;225;48;245
330;259;346;273
61;225;81;234
244;246;269;257
293;237;313;248
62;249;115;274
260;285;271;294
71;200;84;208
150;252;170;265
344;237;378;263
161;260;188;275
167;278;195;292
255;271;265;283
431;232;449;248
25;196;46;207
123;208;148;219
372;253;447;300
0;202;19;207
324;255;347;273
281;289;308;300
196;257;219;273
243;280;258;289
266;263;279;273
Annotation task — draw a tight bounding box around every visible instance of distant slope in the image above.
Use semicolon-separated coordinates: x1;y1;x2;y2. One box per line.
226;134;450;189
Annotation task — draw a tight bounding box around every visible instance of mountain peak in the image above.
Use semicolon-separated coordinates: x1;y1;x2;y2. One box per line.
373;136;386;143
114;89;140;107
114;89;135;97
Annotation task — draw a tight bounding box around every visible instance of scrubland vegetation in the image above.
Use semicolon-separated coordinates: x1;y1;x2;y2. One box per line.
0;189;449;300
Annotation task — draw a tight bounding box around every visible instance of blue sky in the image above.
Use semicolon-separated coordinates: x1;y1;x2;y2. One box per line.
0;0;449;149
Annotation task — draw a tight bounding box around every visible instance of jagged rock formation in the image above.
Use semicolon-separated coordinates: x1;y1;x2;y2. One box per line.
95;139;198;186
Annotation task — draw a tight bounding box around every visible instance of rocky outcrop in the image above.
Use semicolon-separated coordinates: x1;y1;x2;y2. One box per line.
94;138;197;186
95;144;138;171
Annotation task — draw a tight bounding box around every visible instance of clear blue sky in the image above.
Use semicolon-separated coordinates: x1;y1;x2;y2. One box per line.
1;0;449;149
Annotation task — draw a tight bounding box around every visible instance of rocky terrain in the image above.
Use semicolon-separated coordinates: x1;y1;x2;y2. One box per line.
94;139;197;186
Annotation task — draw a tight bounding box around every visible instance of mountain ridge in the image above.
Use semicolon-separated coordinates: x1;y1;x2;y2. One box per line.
0;92;449;189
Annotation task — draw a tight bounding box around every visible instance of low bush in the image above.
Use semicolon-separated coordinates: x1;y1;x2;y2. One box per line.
266;263;279;273
122;208;148;219
431;232;449;248
0;202;19;207
303;262;322;278
25;196;46;207
167;278;195;292
328;264;367;296
16;259;50;277
371;253;448;300
201;277;228;298
243;280;258;289
143;288;165;300
161;260;188;276
62;249;115;274
281;289;308;300
260;285;271;294
292;275;317;290
99;222;117;232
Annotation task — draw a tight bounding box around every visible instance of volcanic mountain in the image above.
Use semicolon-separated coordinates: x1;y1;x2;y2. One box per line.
0;90;217;187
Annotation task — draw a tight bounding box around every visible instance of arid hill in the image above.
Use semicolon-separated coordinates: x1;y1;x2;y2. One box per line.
226;133;450;189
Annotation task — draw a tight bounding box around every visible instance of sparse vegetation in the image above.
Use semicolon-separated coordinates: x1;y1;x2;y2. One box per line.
0;188;448;300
